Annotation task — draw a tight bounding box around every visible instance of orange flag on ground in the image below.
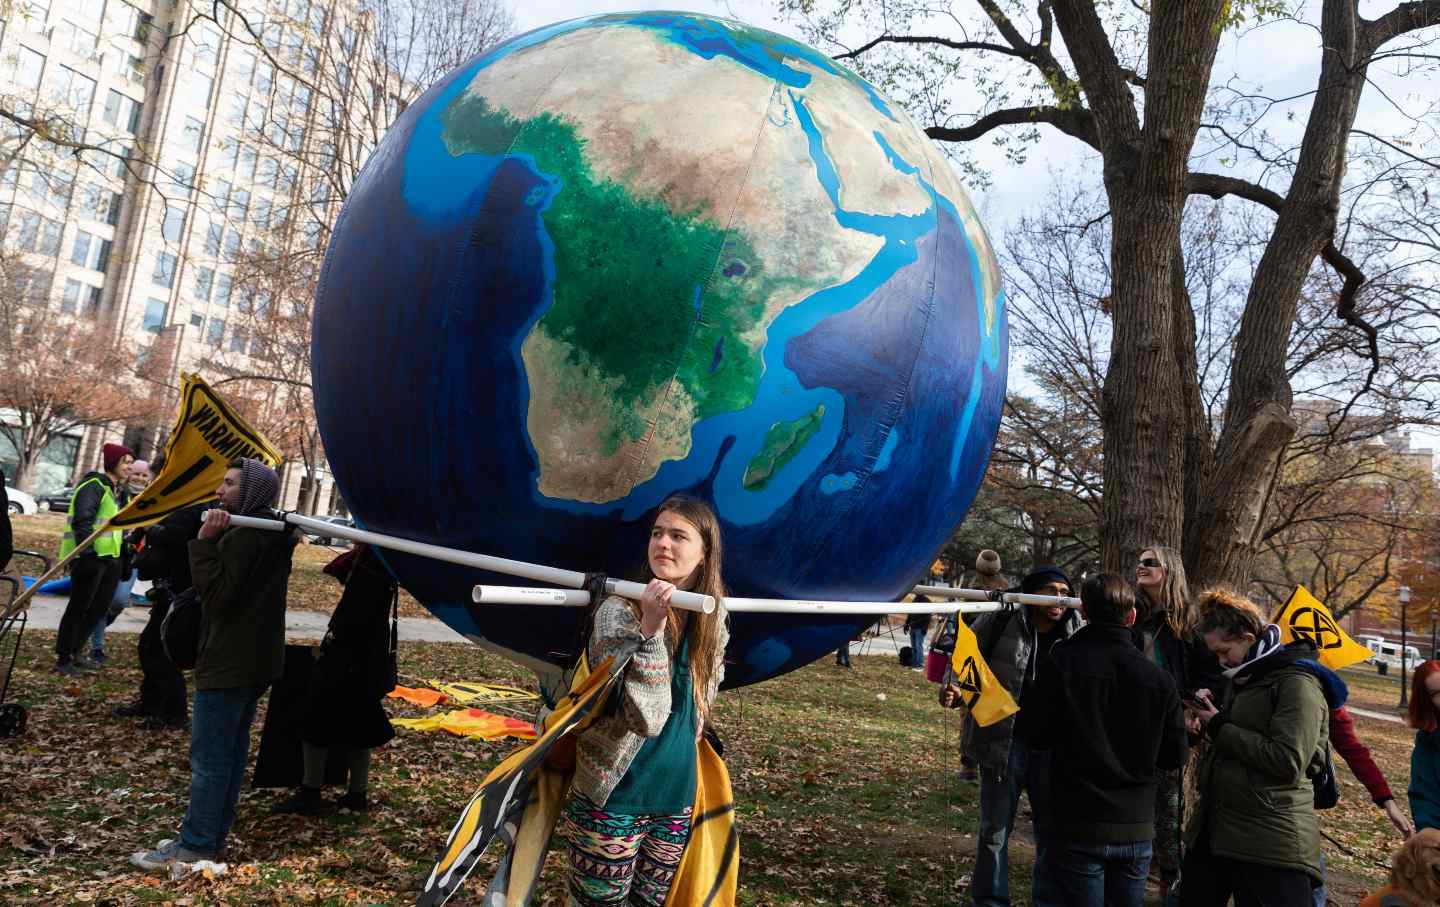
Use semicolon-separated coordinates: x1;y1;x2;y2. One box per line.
392;708;537;741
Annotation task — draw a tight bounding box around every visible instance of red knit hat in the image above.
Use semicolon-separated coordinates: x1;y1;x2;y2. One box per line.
102;443;134;473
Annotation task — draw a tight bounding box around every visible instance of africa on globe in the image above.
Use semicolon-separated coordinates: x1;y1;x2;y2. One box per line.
312;12;1008;687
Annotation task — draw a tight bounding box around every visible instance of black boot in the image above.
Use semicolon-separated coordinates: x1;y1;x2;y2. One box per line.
336;791;369;812
272;786;323;815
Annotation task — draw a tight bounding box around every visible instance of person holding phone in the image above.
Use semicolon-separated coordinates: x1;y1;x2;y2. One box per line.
1180;589;1332;906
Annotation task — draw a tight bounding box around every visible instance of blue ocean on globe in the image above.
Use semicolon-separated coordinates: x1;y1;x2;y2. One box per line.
312;12;1008;687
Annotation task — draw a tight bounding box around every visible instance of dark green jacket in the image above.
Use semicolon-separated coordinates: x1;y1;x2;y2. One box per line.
1185;655;1328;881
188;517;298;691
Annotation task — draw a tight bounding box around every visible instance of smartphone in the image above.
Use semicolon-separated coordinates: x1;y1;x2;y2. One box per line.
1181;690;1213;708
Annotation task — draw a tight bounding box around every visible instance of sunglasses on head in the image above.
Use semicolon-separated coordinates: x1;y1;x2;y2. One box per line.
1138;557;1162;568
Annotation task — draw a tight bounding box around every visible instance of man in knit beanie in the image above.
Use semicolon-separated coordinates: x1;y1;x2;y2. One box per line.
132;456;297;871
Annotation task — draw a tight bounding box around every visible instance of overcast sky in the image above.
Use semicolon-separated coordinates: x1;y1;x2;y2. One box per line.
508;1;1439;456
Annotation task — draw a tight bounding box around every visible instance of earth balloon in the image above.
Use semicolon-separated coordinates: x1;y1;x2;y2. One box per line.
312;12;1008;687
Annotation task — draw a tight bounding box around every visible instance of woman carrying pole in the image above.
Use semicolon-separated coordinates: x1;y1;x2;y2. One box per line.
561;495;730;907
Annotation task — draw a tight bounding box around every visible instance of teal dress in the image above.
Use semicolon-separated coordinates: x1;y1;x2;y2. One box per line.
605;637;698;815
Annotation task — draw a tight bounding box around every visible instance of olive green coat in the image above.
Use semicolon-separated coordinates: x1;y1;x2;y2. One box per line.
1185;661;1329;881
188;522;298;691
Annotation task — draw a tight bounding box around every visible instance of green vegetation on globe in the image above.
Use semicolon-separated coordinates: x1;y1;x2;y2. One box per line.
742;404;827;491
442;96;794;453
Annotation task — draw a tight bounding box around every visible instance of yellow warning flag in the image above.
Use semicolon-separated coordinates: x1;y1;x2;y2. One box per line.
1273;585;1375;671
109;374;282;529
950;617;1020;727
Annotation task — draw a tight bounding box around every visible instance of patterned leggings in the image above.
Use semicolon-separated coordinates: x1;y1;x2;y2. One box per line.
564;796;693;906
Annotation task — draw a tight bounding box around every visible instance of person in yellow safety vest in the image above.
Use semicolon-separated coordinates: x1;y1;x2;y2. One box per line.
54;442;133;677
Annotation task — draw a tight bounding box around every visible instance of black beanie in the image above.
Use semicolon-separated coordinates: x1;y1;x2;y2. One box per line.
1022;565;1070;594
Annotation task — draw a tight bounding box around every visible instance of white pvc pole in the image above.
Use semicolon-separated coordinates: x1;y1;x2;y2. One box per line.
914;583;1082;609
471;585;1016;616
473;586;592;606
219;512;718;613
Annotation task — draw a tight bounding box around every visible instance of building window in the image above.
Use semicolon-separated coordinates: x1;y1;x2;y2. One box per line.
142;297;165;333
71;230;111;271
183;72;214;110
251;197;271;229
193;25;221;68
13;46;46;92
61;278;83;314
169;161;195;198
161;205;185;242
229;328;248;354
213;273;230;307
181;116;204;154
153;251;176;287
205;221;223;256
194;266;213;301
102;89;143;134
206;318;223;346
230;188;249;221
50;64;96;112
108;143;131;179
189;312;203;327
222;228;240;262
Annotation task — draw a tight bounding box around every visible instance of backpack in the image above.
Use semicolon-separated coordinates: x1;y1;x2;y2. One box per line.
1268;680;1339;809
160;588;202;670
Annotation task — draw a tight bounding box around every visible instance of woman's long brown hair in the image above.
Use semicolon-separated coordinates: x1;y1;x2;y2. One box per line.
635;495;728;722
1138;544;1196;641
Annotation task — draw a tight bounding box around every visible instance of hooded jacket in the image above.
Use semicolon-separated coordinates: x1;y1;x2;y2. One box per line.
188;509;298;690
1185;637;1344;881
960;605;1083;773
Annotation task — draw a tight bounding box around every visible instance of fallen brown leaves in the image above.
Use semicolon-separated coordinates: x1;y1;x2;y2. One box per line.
0;619;1402;905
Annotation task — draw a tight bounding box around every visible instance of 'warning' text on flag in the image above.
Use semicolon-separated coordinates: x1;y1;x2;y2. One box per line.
109;373;281;529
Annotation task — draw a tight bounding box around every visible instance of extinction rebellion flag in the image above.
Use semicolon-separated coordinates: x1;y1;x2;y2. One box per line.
1273;585;1375;671
950;618;1020;727
109;373;282;529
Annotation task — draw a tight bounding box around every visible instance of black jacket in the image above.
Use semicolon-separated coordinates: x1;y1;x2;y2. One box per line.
138;504;206;590
0;475;11;573
302;546;397;749
1029;622;1190;844
69;471;115;559
1139;613;1224;696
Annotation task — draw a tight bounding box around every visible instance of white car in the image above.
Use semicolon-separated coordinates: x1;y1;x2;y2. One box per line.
5;486;38;515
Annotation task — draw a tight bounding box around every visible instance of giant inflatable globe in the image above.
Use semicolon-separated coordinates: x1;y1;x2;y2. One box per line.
312;12;1008;687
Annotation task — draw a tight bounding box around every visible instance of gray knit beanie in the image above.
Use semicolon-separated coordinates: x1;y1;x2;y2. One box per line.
234;458;280;516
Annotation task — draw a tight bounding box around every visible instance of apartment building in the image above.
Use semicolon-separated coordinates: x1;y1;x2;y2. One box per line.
0;0;358;512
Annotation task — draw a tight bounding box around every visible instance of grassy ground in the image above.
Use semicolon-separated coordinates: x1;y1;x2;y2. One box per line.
0;620;1408;906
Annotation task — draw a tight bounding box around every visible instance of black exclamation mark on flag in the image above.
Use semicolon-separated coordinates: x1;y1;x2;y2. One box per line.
135;456;214;510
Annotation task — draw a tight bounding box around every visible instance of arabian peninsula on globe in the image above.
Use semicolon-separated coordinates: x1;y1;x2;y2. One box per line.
312;12;1009;687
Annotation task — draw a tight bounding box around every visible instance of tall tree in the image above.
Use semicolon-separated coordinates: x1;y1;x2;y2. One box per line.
786;0;1440;589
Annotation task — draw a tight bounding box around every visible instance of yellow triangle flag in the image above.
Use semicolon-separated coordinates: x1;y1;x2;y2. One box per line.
108;373;282;529
1273;585;1374;671
950;617;1020;727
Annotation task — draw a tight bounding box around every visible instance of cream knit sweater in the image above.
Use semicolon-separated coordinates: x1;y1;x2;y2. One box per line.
572;595;728;808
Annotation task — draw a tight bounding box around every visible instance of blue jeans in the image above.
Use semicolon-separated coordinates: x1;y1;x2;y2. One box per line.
1312;850;1326;907
1042;838;1153;907
89;568;136;654
971;742;1059;906
909;626;927;666
180;685;266;854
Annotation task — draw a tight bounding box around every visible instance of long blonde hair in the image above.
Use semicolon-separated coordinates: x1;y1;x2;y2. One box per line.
1138;545;1195;641
635;495;727;721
